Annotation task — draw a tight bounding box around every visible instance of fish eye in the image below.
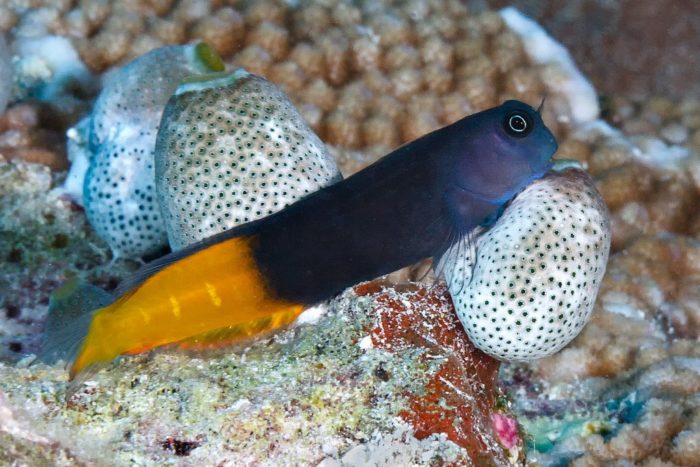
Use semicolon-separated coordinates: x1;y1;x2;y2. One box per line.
503;111;533;138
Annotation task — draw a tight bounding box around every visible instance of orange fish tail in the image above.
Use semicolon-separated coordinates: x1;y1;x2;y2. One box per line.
69;236;304;378
69;309;121;379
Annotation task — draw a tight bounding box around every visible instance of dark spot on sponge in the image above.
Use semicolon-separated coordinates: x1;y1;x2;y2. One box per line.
8;341;22;352
4;304;21;319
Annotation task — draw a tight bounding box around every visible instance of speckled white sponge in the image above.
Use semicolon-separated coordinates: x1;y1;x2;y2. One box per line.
439;169;611;362
155;70;341;250
82;44;223;259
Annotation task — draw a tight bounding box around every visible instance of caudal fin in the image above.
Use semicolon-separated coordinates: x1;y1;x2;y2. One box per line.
38;278;114;366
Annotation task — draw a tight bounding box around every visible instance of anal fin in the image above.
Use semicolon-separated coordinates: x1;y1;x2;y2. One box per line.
174;306;304;351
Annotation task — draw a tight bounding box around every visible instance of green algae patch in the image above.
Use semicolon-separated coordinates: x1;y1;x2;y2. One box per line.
175;70;248;94
193;42;225;73
522;416;612;453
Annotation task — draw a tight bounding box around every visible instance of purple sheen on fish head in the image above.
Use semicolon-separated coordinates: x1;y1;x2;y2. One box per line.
450;100;558;205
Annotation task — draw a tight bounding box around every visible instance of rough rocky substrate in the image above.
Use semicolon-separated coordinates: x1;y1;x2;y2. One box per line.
0;0;591;171
500;233;700;466
0;281;519;465
0;158;135;360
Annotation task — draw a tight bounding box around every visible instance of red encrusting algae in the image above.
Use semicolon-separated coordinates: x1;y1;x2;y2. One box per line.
355;281;520;465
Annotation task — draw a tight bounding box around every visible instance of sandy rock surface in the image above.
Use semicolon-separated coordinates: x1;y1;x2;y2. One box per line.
0;282;515;465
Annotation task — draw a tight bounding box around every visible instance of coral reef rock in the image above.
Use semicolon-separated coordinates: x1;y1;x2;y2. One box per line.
156;69;341;249
0;158;134;360
13;35;93;108
0;103;68;170
490;0;700;99
0;283;518;466
1;1;700;465
499;193;700;464
0;0;596;169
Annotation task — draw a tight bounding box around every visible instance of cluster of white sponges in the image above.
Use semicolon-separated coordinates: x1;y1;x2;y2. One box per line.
64;43;341;258
63;44;221;258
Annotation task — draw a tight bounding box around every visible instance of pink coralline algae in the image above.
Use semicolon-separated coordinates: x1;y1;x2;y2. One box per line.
492;413;519;450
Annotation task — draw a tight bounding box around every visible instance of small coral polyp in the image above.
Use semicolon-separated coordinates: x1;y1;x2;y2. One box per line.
77;43;224;259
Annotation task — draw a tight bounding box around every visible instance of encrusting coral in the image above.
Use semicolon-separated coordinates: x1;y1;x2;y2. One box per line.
491;0;700;99
2;0;572;162
0;103;67;170
0;158;134;361
504;233;700;466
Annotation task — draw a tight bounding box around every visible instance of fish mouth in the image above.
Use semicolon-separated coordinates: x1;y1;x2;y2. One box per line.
454;155;556;207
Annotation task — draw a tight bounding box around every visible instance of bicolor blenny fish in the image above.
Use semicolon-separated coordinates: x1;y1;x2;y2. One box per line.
42;100;557;379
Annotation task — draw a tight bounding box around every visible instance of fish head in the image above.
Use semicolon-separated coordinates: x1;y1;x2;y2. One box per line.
451;100;558;205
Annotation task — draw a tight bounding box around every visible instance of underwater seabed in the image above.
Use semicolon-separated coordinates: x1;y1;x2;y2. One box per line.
1;0;700;465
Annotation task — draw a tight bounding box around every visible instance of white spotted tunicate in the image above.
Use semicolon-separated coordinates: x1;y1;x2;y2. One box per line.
438;169;611;362
81;43;224;259
155;70;342;250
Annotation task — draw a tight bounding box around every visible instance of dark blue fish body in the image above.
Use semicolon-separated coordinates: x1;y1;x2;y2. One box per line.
252;139;456;304
43;99;558;378
253;100;556;303
137;100;557;305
